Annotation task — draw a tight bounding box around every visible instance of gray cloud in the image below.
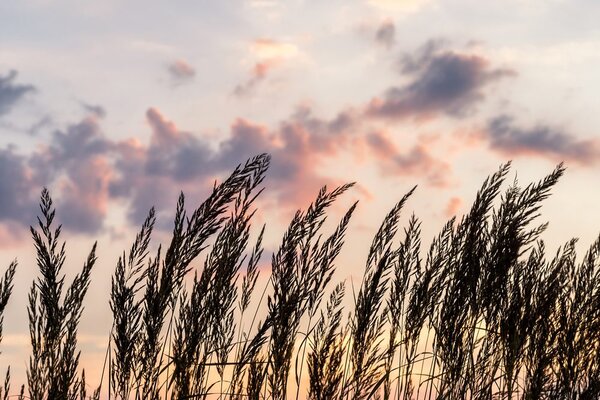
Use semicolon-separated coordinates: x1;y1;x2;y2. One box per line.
397;39;447;74
0;149;38;226
109;108;218;226
1;116;115;234
0;70;35;117
0;98;453;236
0;120;114;234
368;41;514;119
486;115;600;164
375;20;395;48
142;108;213;179
44;117;113;233
81;103;106;118
109;106;357;225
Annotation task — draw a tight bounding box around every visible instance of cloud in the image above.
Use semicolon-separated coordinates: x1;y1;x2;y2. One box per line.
250;38;299;60
398;39;447;74
363;130;451;187
109;108;216;225
44;117;113;168
0;85;459;236
0;221;27;248
485;115;600;165
110;105;362;224
234;38;301;97
144;107;215;181
0;149;38;226
444;196;462;217
167;59;196;83
0;70;35;117
81;103;106;118
233;60;278;97
26;115;53;136
57;156;112;234
0;113;165;235
367;41;515;120
94;103;453;224
0;115;116;235
375;20;395;48
37;116;114;233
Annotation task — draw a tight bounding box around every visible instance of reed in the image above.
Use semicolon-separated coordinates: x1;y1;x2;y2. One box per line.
0;154;597;399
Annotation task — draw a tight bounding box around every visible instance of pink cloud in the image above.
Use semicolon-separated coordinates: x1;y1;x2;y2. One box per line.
0;222;27;249
167;59;196;83
444;196;463;218
362;130;452;187
250;38;299;60
233;38;300;97
233;60;280;97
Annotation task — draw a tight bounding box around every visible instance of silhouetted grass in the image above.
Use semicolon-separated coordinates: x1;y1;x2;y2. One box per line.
0;153;599;399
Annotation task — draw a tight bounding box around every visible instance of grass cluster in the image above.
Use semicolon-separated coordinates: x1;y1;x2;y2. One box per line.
0;153;599;399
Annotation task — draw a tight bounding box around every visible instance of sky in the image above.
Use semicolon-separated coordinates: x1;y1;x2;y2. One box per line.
1;0;600;390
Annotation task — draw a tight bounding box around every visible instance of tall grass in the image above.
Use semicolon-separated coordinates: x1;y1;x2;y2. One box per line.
0;153;599;399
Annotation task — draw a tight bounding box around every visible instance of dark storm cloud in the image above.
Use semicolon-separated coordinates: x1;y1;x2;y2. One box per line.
0;70;35;117
375;20;395;48
486;115;600;164
367;41;514;120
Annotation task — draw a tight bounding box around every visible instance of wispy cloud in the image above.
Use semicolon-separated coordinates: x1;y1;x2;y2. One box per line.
81;102;106;118
233;38;300;97
444;196;462;217
233;60;278;97
374;20;396;48
250;38;299;60
0;70;35;117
